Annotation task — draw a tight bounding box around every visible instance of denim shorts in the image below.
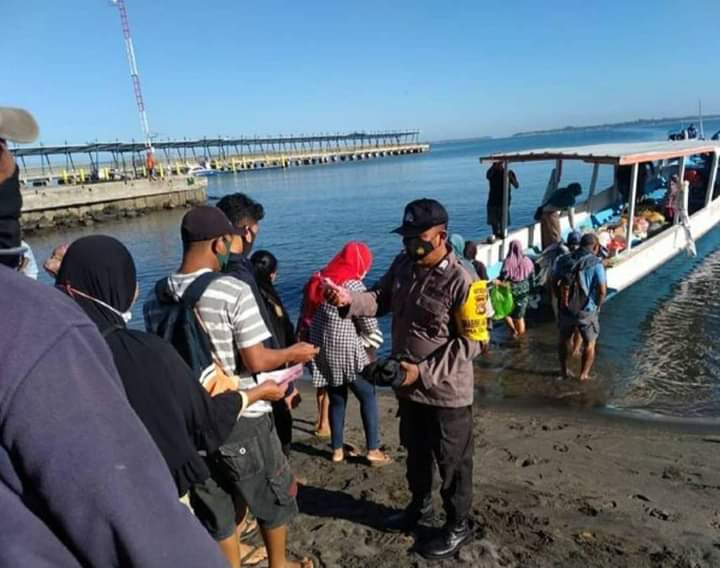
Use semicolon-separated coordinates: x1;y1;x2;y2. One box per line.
559;309;600;344
189;413;298;540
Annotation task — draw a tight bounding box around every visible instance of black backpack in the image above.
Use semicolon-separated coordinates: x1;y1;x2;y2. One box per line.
151;272;223;378
558;255;598;315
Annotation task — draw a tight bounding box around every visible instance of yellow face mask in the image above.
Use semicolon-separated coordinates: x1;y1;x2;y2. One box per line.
455;280;490;343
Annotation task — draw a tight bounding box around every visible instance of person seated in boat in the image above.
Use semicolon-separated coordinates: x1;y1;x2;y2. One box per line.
617;162;649;205
498;240;534;337
485;161;519;242
664;174;682;222
536;182;582;250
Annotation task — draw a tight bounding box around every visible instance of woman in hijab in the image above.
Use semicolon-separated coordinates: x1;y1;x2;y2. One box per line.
56;236;281;566
250;249;297;457
300;242;390;465
298;241;373;439
55;236;246;496
499;239;535;337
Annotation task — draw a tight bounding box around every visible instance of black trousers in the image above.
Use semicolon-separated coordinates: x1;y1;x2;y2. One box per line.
272;401;293;457
398;399;474;524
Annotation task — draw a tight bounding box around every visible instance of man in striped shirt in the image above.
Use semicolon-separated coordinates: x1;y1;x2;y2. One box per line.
145;206;318;568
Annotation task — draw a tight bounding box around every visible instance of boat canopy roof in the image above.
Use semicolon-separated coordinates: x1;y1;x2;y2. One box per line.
479;140;720;166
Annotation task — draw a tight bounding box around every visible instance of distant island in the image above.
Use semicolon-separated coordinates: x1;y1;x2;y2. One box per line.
513;114;720;137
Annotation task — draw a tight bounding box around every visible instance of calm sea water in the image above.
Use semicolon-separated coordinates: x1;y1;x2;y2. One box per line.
30;119;720;421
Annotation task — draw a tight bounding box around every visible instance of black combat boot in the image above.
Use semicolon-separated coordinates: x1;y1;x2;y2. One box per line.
384;496;433;533
418;518;473;560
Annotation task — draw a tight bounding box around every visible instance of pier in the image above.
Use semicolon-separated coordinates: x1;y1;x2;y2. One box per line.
20;175;207;232
12;130;430;186
14;130;429;231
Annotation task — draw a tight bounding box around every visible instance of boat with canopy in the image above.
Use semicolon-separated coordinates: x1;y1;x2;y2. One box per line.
477;139;720;298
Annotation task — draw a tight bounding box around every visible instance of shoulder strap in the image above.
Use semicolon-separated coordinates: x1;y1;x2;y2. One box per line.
101;324;125;338
154;276;174;304
181;272;224;309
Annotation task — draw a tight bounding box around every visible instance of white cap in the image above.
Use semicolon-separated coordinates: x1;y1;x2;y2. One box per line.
0;107;39;143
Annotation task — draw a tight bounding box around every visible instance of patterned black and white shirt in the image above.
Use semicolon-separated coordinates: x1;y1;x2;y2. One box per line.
309;279;382;388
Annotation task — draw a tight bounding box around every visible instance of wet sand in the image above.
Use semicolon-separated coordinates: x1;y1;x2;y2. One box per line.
285;380;720;567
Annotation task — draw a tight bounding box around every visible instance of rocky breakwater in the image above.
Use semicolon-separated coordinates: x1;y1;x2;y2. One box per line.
21;175;208;232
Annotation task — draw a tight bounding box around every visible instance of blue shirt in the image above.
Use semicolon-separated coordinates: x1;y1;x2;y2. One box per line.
579;260;606;312
554;251;607;312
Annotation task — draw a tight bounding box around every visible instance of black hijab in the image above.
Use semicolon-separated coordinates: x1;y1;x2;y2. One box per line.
56;235;136;332
57;236;240;496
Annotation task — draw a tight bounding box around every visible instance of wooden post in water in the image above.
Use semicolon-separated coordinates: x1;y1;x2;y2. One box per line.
705;152;718;207
501;160;510;258
625;163;639;253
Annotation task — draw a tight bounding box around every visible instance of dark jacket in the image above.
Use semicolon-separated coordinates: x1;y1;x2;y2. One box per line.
226;253;278;349
347;248;482;408
225;254;295;393
0;268;228;568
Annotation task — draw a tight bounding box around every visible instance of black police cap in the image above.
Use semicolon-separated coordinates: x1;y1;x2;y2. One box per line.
391;198;449;237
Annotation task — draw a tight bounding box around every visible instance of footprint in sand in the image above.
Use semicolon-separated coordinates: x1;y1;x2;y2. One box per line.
648;507;675;521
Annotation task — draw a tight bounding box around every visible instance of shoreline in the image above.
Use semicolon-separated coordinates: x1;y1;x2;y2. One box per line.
511;115;720;138
286;380;720;567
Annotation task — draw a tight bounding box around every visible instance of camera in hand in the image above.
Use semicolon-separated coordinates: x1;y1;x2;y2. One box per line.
362;357;406;389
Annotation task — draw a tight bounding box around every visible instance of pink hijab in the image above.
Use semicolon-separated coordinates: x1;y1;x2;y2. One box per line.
502;240;534;282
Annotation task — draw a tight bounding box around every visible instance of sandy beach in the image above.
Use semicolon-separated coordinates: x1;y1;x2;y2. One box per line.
283;380;720;568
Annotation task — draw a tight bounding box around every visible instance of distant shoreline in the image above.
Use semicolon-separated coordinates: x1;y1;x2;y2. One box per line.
513;114;720;138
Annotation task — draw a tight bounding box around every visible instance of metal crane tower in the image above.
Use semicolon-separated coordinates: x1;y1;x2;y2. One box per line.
111;0;154;154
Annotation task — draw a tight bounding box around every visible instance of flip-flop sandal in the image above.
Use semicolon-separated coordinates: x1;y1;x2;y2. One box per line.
239;544;268;567
331;443;360;463
367;452;393;467
314;429;331;440
238;515;259;542
343;443;361;457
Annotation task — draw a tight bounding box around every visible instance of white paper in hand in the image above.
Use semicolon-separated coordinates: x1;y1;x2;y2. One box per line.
256;364;304;387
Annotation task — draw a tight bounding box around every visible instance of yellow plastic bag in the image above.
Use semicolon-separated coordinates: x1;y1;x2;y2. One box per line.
455;280;490;343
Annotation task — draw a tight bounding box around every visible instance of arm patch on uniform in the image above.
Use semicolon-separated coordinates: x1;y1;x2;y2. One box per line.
455;280;489;342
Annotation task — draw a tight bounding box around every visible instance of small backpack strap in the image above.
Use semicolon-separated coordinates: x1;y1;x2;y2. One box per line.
154;276;174;304
101;324;125;338
182;272;223;309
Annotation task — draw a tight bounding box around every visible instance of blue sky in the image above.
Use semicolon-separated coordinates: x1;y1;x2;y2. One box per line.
4;0;720;144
